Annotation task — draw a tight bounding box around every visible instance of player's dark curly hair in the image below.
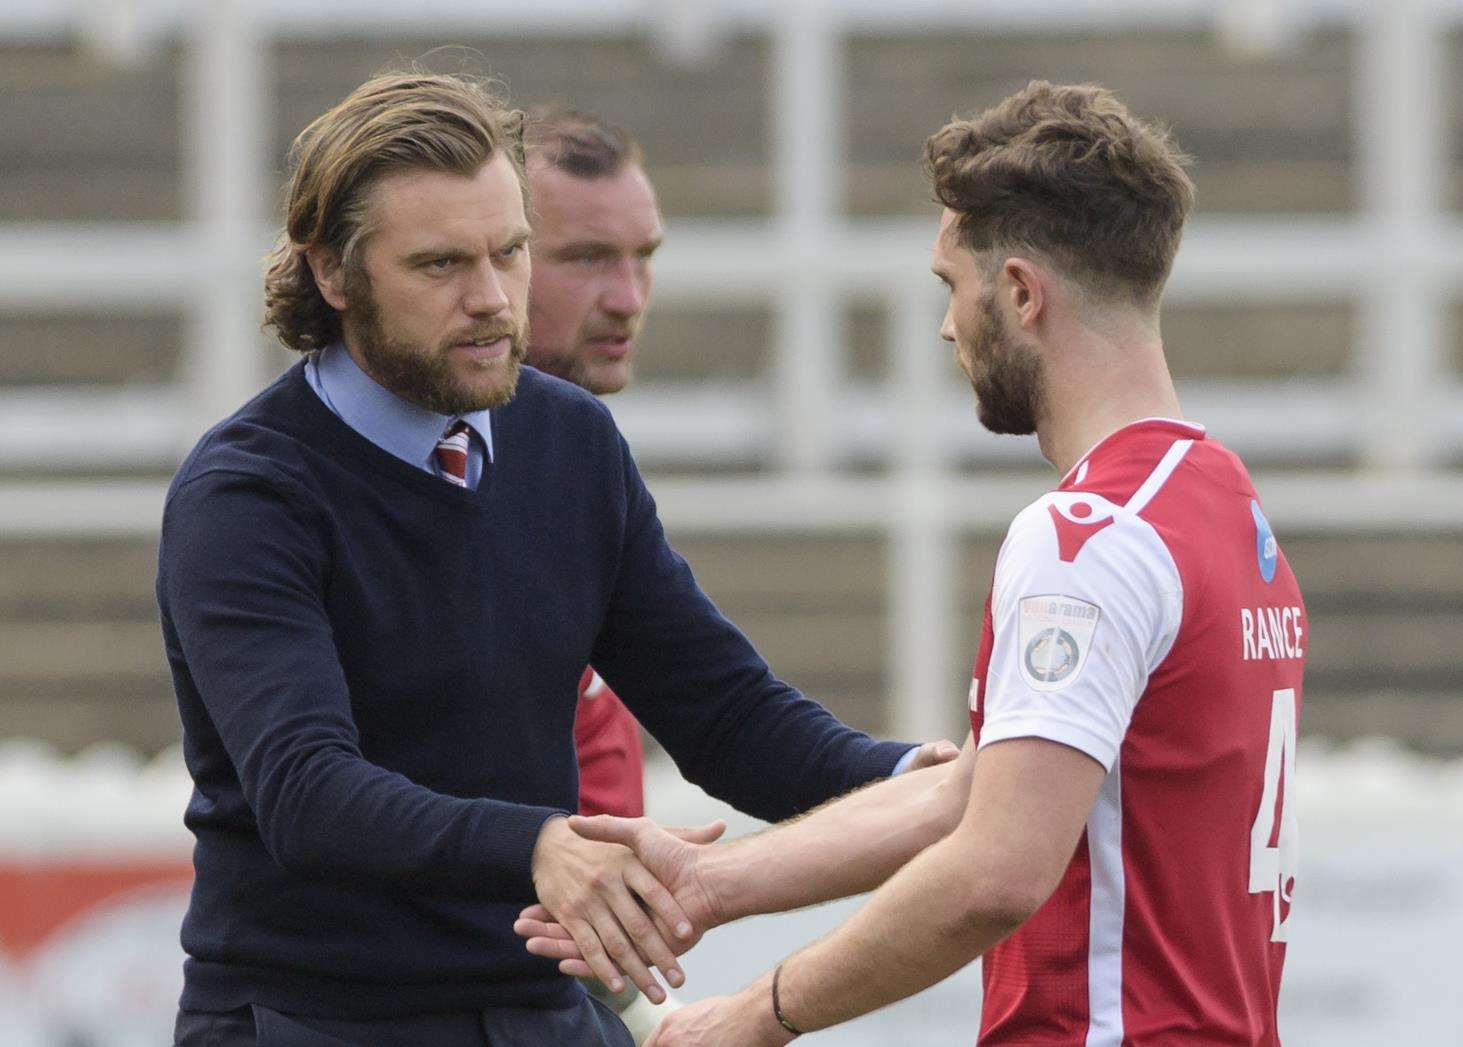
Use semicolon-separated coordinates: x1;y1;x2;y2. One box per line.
263;69;527;353
924;80;1195;306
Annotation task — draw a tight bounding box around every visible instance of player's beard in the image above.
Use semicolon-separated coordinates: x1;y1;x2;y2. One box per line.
345;270;529;415
530;324;637;396
528;341;595;390
967;286;1044;436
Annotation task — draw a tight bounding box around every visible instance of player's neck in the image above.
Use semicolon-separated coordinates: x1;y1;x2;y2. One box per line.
1035;325;1182;478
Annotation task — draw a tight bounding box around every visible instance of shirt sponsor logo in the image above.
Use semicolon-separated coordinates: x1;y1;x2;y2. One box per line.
1017;595;1101;692
1251;499;1278;583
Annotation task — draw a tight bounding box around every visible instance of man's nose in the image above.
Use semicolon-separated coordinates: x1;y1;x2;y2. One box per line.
464;261;511;317
599;261;649;320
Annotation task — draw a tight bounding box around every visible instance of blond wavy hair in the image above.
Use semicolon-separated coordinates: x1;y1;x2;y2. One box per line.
924;81;1194;306
263;71;526;353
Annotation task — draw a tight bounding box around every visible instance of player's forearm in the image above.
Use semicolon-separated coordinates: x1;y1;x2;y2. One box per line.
767;827;1026;1032
762;739;1103;1033
701;758;966;923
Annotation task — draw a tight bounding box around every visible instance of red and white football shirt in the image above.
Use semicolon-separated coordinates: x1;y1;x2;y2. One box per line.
969;418;1304;1046
574;668;646;819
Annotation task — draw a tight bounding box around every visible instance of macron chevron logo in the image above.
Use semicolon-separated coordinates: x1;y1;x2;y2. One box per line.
1047;497;1116;563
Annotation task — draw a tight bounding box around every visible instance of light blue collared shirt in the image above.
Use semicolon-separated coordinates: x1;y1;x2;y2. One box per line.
305;343;494;489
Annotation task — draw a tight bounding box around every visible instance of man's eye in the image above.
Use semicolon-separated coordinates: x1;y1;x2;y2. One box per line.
426;258;454;271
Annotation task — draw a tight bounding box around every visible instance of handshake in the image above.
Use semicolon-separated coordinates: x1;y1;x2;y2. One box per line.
519;811;726;1005
517;738;963;1045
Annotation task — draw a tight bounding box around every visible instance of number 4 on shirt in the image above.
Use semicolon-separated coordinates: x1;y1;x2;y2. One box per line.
1249;688;1299;943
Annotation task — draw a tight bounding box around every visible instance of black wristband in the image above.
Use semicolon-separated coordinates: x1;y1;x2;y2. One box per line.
772;962;803;1037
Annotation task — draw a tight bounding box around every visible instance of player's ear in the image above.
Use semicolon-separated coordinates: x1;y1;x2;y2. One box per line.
305;245;350;313
1002;257;1046;331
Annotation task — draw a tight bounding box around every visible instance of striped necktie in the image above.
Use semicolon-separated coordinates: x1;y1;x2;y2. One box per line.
434;421;471;487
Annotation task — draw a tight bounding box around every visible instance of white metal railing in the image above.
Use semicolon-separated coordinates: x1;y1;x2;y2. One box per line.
7;213;1463;305
6;469;1463;537
2;0;1462;739
6;215;1463;469
5;377;1462;472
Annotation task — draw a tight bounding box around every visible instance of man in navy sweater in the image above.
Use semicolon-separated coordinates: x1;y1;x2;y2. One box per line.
160;72;921;1046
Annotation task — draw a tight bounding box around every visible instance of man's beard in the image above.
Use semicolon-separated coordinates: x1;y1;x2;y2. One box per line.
967;288;1043;436
528;343;595;390
529;325;637;396
347;273;529;415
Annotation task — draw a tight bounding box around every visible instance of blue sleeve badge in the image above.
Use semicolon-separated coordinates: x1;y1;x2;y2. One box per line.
1251;500;1278;583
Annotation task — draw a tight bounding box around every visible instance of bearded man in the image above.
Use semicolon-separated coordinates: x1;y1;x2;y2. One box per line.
158;72;931;1047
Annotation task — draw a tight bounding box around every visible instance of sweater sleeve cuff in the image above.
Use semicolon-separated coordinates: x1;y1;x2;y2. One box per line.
470;803;573;901
858;739;920;783
890;745;924;776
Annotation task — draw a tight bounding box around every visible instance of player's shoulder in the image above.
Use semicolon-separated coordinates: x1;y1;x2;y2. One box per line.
999;420;1256;595
1003;487;1175;582
995;489;1184;675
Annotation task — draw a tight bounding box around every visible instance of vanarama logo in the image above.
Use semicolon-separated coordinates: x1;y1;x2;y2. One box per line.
1033;598;1098;622
1017;594;1102;692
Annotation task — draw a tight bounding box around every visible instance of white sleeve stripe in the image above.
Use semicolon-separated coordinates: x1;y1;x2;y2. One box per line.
1124;439;1194;515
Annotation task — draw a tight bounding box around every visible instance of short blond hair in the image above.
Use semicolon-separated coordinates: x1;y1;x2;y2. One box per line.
263;71;526;353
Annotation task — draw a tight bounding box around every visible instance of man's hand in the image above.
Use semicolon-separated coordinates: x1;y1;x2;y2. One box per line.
529;816;701;1002
645;975;796;1047
519;817;725;981
571;815;726;929
908;738;961;771
527;817;726;1000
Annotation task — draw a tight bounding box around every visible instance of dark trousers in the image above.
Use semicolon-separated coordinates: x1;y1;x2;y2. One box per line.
173;995;634;1046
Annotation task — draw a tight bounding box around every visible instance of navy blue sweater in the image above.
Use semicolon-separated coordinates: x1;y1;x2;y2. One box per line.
156;362;907;1017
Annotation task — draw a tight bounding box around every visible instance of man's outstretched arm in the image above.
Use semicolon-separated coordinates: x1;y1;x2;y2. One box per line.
700;731;976;921
644;737;1105;1045
518;734;976;970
